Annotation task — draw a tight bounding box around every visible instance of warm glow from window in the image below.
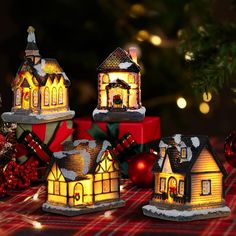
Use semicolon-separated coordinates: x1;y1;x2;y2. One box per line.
102;74;110;84
33;89;38;107
160;147;166;157
16;88;21;106
52;87;57;105
176;97;187;109
44;87;50;106
199;102;210;114
58;87;63;104
150;35;162;46
181;148;187;159
203;92;212;102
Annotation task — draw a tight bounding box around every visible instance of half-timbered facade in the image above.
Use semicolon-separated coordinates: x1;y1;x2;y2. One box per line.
46;140;121;209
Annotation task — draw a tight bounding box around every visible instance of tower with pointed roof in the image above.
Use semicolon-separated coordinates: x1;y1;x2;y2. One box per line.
93;47;146;122
1;26;74;124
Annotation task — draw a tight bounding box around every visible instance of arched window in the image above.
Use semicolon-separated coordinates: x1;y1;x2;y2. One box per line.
58;87;63;104
128;74;135;84
44;87;50;106
52;87;57;105
102;74;110;84
15;88;21;106
32;89;38;107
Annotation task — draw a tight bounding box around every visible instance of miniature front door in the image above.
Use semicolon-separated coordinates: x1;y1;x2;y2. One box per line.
167;177;177;203
22;88;30;110
74;183;83;206
113;94;123;108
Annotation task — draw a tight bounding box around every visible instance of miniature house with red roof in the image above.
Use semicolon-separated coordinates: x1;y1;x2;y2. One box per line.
143;134;230;221
1;26;74;124
93;47;146;122
42;140;125;216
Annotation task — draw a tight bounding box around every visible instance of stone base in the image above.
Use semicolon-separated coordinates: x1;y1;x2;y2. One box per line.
142;204;230;221
92;107;146;122
42;199;126;216
1;110;75;124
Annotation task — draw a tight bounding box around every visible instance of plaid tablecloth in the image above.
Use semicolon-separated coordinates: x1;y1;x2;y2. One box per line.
0;161;235;236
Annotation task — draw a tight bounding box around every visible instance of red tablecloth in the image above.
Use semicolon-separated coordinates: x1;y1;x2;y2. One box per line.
0;162;235;236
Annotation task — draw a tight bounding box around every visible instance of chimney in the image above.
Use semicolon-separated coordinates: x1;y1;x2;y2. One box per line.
128;47;138;64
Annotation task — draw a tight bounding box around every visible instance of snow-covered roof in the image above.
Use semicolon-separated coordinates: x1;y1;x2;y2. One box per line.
152;134;227;176
97;47;140;73
51;139;113;181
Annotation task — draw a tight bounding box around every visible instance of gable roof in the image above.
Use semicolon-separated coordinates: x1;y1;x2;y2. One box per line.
13;58;70;87
51;140;112;181
97;47;140;73
152;135;227;177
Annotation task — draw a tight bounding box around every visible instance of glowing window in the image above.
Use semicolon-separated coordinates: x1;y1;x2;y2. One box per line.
202;180;211;195
160;147;166;157
179;180;184;195
44;87;50;106
32;89;38;107
128;74;135;83
103;180;110;193
160;177;166;192
181;148;187;159
52;87;57;105
15;88;21;106
54;181;60;195
58;87;63;104
102;74;110;84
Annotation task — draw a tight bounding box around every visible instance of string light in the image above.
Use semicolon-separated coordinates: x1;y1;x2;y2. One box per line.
130;4;145;18
104;211;112;218
136;30;150;42
199;102;210;114
120;185;124;192
32;221;42;229
176;97;187;109
185;51;194;61
150;35;162;46
202;92;212;102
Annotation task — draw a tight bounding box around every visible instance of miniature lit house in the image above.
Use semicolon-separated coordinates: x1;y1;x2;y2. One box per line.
42;140;125;216
92;47;146;122
143;134;230;221
1;26;74;124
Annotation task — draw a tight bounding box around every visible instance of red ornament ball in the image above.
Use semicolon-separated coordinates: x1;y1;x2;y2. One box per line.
225;131;236;168
128;152;156;188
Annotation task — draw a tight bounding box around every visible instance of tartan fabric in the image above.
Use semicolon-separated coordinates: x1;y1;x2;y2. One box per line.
1;160;236;235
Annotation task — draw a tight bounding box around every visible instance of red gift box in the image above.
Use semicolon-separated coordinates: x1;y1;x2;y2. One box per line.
15;120;74;178
73;116;160;148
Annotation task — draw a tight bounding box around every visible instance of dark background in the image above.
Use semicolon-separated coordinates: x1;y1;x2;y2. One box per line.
0;0;235;138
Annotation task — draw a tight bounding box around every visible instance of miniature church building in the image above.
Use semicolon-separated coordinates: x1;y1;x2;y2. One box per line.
143;134;230;221
1;26;74;124
93;47;146;122
42;140;125;216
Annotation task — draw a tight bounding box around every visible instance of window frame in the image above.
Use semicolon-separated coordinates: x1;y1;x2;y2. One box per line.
44;87;50;106
58;86;63;104
32;89;38;107
159;177;166;192
160;147;166;158
15;88;22;106
102;74;110;84
181;147;187;159
201;179;211;196
54;181;60;195
178;180;185;195
52;87;57;105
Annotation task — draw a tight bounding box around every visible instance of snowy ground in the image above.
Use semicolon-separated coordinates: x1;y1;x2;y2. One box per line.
42;199;126;216
142;204;230;221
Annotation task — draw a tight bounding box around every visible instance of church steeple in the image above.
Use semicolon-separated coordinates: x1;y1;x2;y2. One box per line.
25;26;41;64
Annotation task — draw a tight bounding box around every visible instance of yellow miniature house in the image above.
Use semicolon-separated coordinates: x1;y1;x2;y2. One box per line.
143;134;230;221
42;140;125;216
1;26;74;124
93;47;145;122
